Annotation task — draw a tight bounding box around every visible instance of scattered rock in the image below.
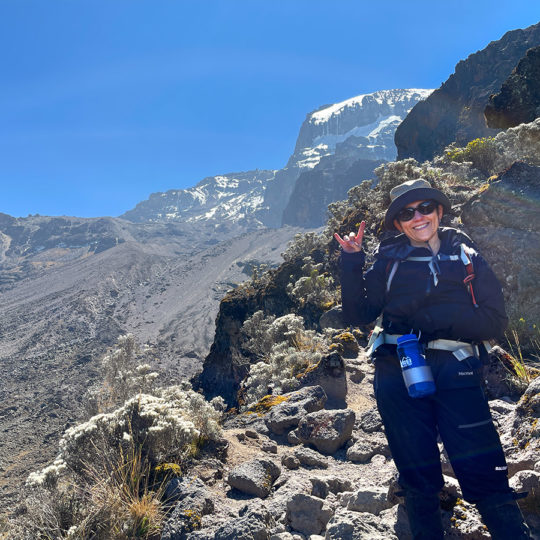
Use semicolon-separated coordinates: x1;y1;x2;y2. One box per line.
245;429;259;439
286;493;333;536
310;476;354;500
261;440;278;454
358;407;383;433
293;447;328;469
325;508;398;539
347;432;390;463
291;409;355;455
341;486;393;515
227;458;281;498
281;454;300;470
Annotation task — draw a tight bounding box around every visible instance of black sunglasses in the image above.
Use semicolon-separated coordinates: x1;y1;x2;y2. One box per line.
397;200;438;222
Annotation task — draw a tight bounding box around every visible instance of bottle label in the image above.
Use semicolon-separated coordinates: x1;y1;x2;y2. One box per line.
400;356;413;368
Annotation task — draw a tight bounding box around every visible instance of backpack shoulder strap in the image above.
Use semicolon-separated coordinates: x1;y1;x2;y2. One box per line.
385;260;400;293
460;244;479;308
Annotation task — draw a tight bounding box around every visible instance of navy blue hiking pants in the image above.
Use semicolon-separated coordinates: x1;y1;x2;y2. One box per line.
374;347;512;503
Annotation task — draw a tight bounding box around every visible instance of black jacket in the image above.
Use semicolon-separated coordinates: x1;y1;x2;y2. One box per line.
340;228;508;342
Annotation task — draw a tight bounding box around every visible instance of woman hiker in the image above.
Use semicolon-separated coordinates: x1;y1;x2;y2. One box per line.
334;179;531;539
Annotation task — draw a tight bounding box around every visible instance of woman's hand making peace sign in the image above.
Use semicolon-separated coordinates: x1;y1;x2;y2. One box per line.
334;221;366;253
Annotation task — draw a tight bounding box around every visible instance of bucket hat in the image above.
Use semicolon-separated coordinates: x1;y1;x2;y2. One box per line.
384;178;451;231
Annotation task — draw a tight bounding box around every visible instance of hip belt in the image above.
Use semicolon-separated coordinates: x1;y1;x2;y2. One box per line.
367;328;490;361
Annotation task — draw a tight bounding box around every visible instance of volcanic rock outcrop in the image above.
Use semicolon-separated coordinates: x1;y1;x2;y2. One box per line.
395;21;540;161
485;45;540;129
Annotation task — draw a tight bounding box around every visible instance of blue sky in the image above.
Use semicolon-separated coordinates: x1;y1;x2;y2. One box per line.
0;1;538;218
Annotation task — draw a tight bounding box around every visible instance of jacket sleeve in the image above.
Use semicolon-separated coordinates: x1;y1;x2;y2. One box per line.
340;250;386;326
411;254;508;342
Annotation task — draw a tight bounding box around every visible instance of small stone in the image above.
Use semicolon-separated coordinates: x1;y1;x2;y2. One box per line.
245;429;259;439
282;454;301;470
262;440;278;454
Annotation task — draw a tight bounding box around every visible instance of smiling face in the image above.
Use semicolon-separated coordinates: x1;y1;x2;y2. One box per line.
393;199;443;247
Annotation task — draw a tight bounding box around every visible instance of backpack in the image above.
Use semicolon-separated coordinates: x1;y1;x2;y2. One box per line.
384;243;479;308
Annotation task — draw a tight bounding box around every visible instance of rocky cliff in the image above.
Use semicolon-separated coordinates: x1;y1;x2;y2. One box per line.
485;45;540;129
281;157;385;227
264;89;433;227
395;21;540;161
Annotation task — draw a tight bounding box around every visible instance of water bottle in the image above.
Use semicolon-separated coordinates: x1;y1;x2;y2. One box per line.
397;334;436;398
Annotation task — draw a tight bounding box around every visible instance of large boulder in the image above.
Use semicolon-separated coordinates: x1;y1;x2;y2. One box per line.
161;477;215;540
290;409;356;455
227;458;281;498
264;385;327;435
285;493;333;536
460;161;540;344
295;352;348;405
485;45;540;129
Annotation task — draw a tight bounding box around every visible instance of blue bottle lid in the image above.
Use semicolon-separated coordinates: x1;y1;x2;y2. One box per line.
397;334;418;346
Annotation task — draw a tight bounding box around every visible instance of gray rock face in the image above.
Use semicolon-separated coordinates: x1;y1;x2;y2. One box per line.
227;458;281;498
291;409;356;455
285;493;333;536
265;385;327;435
485;45;540;129
396;21;540;161
461;161;540;346
281;158;385;228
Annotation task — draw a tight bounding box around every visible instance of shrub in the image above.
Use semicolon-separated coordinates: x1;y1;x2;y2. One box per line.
89;334;159;414
443;118;540;177
445;137;499;176
286;257;337;310
18;383;224;539
282;231;327;262
240;311;326;406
